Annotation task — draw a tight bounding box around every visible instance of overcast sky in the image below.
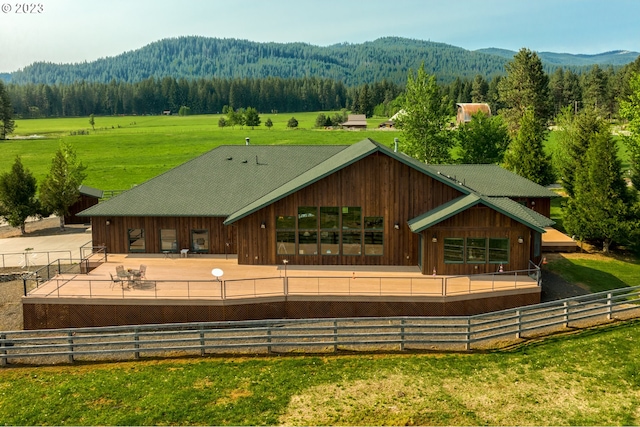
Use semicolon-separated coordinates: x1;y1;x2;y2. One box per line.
1;0;639;73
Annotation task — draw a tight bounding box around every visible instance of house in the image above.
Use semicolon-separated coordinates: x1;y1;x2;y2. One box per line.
64;184;104;225
456;103;491;124
340;114;367;130
162;109;172;115
79;138;556;277
378;119;395;129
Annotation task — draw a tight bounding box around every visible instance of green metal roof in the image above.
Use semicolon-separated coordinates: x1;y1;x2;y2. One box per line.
79;184;103;199
79;144;346;217
431;164;558;198
408;194;481;232
79;138;555;235
407;194;554;234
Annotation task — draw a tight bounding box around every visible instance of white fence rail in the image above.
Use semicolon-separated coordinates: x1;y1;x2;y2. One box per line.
3;285;639;366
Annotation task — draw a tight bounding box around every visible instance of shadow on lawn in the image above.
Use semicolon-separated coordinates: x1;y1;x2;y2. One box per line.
545;257;630;294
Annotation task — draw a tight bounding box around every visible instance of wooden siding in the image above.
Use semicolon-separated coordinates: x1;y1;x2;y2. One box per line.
66;195;99;224
423;205;533;275
90;216;236;255
236;151;464;267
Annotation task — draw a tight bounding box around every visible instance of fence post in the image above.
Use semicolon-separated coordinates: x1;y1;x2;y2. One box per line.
67;332;74;364
400;319;405;351
516;310;522;339
563;302;569;328
607;293;613;320
333;320;338;353
200;327;205;356
267;326;272;354
0;334;7;366
134;328;140;359
465;317;471;351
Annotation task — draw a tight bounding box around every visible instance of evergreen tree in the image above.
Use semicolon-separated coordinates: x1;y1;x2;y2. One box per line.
455;112;510;164
0;80;15;140
619;71;640;190
89;114;95;131
0;157;41;234
470;75;488;102
498;48;551;137
39;143;87;231
244;107;261;129
315;113;327;128
398;63;453;164
265;117;273;130
218;117;227;128
564;127;634;252
287;117;298;128
503;108;554;185
554;108;605;198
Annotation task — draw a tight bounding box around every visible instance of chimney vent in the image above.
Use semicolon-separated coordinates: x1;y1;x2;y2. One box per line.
394;138;399;153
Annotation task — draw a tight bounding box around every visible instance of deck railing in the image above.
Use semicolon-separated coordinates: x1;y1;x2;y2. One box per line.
3;284;639;366
24;265;540;300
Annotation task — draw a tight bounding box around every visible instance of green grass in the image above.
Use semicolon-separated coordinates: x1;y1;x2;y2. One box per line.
2;113;397;190
546;253;640;292
1;320;639;425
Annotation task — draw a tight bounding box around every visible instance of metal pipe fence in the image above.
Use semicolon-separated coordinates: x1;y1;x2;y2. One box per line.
3;284;639;366
25;265;541;300
0;250;73;269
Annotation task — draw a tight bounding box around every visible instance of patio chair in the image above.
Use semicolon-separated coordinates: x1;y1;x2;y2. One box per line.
109;273;122;289
138;264;147;279
115;265;131;284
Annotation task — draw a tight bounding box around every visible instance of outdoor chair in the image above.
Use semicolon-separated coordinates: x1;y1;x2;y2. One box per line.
109;273;122;289
138;264;147;279
115;265;131;285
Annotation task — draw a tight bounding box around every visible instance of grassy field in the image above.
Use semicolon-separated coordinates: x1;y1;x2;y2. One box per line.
1;113;400;190
5;113;631;191
0;320;639;425
546;253;640;293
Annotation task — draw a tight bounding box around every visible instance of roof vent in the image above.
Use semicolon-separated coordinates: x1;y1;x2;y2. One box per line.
245;137;250;146
394;138;399;153
242;160;248;163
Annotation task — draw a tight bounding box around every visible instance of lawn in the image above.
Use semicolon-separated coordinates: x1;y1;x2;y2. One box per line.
2;113;398;190
546;253;640;293
0;320;639;425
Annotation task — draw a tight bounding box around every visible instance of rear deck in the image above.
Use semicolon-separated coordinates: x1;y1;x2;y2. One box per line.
22;254;541;329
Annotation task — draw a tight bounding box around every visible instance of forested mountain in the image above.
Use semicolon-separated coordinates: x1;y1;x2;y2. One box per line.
7;37;510;86
477;48;639;67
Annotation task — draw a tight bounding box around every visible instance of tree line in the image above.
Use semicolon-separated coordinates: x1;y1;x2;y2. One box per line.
397;49;640;254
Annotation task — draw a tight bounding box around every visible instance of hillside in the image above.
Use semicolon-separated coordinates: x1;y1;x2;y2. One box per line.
477;47;639;66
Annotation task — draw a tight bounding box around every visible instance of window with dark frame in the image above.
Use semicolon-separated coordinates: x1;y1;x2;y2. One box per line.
276;207;383;257
160;229;177;253
444;238;464;263
128;228;145;252
298;207;318;255
190;229;209;253
488;238;509;263
276;215;296;255
444;237;510;264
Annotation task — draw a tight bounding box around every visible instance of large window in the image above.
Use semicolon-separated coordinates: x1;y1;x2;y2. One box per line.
160;229;177;253
128;228;145;252
466;238;487;263
276;207;384;257
276;215;295;255
444;238;464;263
298;207;318;255
489;238;509;263
191;229;209;253
364;216;383;255
444;237;510;264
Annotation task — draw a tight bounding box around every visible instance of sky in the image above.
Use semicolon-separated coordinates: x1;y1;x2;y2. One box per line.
1;0;640;73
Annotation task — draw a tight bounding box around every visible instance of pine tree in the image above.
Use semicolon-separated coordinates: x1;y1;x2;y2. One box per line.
498;48;551;137
503;108;554;185
564;128;634;252
0;80;15;140
0;157;41;234
620;71;640;190
39;143;87;231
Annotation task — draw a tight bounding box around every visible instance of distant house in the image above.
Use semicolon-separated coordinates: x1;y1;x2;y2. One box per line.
340;114;367;130
456;103;491;124
162;110;172;116
65;185;104;225
378;119;395;129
